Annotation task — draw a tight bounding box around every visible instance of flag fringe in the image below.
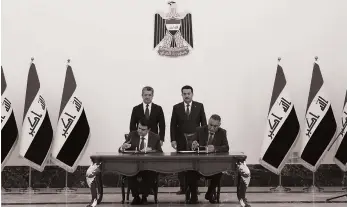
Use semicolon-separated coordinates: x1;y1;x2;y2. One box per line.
1;134;18;171
19;139;53;172
51;133;90;173
333;157;347;172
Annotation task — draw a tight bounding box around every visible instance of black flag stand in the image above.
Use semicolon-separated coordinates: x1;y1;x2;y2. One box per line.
326;171;347;202
270;172;291;192
19;167;40;193
56;171;77;193
303;171;323;193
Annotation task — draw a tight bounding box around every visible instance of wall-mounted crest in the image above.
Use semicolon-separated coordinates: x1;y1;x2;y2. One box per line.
154;2;193;57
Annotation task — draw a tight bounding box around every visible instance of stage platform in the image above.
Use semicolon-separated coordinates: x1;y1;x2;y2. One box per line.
2;187;346;206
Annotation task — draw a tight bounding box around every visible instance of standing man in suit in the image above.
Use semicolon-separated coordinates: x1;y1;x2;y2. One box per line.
170;85;207;195
120;118;163;205
188;114;251;206
130;86;165;145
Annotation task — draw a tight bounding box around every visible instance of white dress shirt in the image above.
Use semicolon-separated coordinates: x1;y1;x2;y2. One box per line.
138;133;149;150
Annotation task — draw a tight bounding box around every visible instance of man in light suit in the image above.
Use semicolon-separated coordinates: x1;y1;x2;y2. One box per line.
121;118;163;205
188;114;251;206
170;85;207;195
130;86;165;145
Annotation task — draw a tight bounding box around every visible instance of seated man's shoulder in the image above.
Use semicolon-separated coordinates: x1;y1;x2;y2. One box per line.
149;131;160;140
218;128;227;134
128;131;138;137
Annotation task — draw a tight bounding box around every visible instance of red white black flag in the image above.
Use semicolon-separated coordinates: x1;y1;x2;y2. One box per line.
298;60;337;172
51;63;90;173
333;90;347;171
259;61;300;174
19;62;53;172
1;67;19;170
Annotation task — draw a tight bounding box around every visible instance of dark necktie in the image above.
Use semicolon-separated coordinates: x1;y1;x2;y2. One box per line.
186;104;190;119
208;133;214;145
140;137;145;150
145;104;150;120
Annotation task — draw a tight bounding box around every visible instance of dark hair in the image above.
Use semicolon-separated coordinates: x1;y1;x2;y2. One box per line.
181;85;193;94
210;114;221;122
139;118;150;128
142;86;154;95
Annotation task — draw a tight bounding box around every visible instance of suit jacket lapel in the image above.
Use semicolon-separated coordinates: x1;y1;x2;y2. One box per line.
149;103;156;120
139;103;145;116
180;102;186;117
147;132;156;149
132;133;140;150
212;129;222;145
190;101;197;120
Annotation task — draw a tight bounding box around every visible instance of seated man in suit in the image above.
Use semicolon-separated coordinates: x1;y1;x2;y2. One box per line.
120;118;162;205
187;114;251;207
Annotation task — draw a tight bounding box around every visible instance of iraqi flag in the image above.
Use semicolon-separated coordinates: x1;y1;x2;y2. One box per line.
1;67;19;170
259;61;300;174
298;60;337;172
51;63;90;173
19;62;53;172
333;90;347;171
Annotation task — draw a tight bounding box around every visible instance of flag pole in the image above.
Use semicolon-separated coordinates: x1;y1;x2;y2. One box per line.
303;171;324;193
19;165;39;193
270;172;291;193
303;56;324;193
269;57;291;193
56;59;77;194
19;58;40;194
56;170;77;193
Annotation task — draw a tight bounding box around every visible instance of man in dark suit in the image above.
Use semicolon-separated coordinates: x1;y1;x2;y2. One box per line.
170;85;207;195
188;115;251;206
120;118;163;205
130;86;165;145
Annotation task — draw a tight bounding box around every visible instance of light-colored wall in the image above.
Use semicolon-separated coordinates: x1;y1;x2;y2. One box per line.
2;0;346;165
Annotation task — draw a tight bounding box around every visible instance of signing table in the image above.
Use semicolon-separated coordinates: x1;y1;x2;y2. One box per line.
90;151;247;203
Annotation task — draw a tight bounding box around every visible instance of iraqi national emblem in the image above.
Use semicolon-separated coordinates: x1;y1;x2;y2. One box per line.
154;1;193;57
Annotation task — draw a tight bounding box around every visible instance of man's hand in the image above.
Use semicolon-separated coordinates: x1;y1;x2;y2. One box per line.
121;143;131;150
192;141;199;150
160;141;163;146
171;141;177;149
207;145;215;152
